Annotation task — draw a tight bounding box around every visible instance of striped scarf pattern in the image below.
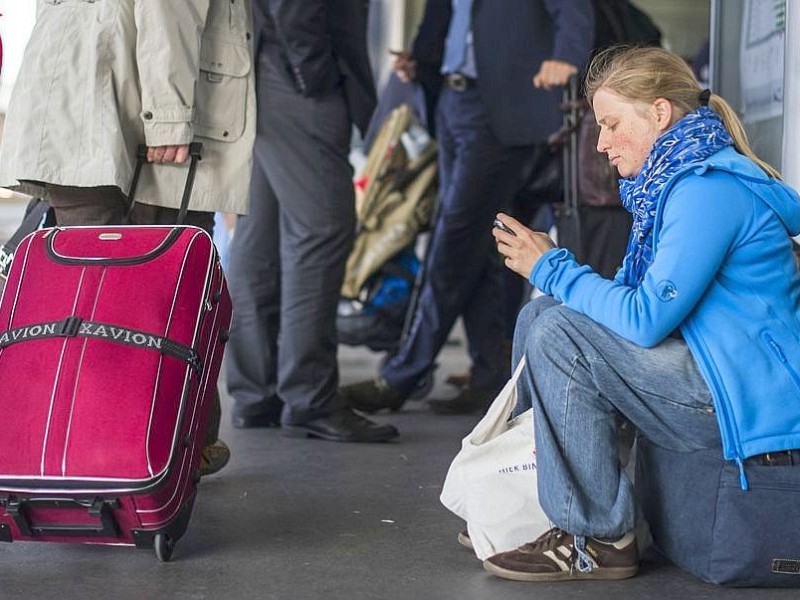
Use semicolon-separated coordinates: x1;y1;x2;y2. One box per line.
618;107;733;286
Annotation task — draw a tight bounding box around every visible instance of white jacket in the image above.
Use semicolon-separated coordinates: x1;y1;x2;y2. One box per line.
0;0;255;214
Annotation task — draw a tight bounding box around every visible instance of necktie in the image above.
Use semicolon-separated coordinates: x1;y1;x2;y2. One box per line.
442;0;474;74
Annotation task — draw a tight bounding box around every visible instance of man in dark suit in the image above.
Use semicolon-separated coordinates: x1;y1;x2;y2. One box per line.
344;0;594;415
226;0;398;442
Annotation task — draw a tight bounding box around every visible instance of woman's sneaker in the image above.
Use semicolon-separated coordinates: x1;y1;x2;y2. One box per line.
340;377;406;413
483;528;638;582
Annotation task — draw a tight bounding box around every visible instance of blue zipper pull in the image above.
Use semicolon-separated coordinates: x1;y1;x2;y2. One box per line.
766;334;786;362
736;457;749;491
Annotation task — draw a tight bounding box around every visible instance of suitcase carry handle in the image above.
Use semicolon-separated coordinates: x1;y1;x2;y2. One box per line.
126;142;204;225
3;496;119;538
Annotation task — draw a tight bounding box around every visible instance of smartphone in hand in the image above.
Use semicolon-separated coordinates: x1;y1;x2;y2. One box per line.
493;218;517;237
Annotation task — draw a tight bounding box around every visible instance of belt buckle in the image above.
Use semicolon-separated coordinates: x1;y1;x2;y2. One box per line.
449;73;468;92
762;451;793;467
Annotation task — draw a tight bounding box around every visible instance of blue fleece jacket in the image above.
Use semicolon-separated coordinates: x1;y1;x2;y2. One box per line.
531;147;800;476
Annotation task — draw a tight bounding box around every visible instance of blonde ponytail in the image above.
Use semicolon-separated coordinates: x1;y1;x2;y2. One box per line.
707;94;782;179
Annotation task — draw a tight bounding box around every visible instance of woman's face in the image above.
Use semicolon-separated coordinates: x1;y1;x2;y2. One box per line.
593;88;671;178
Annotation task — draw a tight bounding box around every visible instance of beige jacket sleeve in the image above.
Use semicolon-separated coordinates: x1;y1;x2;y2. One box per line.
134;0;212;147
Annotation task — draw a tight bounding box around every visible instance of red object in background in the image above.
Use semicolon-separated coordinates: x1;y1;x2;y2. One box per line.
354;175;369;192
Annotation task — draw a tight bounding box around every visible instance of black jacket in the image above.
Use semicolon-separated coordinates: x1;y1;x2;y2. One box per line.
252;0;377;135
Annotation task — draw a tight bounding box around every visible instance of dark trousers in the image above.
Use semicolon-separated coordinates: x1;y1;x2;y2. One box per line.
504;143;557;339
380;86;534;395
21;182;221;445
225;58;354;425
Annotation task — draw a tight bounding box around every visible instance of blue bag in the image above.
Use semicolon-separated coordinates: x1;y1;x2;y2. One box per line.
337;249;420;352
636;437;800;587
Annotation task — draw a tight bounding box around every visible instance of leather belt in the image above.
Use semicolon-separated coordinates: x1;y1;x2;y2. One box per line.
746;449;800;467
445;73;477;92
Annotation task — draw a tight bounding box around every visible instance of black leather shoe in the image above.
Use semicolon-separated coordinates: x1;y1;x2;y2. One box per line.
232;399;282;428
340;378;406;413
427;386;499;415
232;413;281;429
282;407;399;442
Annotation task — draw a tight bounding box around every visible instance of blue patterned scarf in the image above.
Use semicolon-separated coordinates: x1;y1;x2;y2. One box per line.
618;107;733;286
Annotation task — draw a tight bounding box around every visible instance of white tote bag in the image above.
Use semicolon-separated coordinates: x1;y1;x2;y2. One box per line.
440;358;551;560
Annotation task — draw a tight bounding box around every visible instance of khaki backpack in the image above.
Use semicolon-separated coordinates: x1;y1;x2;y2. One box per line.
341;104;438;299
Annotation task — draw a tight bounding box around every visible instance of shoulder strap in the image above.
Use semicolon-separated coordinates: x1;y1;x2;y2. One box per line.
0;198;55;280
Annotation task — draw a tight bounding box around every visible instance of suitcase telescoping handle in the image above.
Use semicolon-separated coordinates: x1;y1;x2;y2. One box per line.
560;75;582;258
125;142;204;225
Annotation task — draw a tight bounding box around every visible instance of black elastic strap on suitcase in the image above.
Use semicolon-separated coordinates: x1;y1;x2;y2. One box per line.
0;317;202;375
125;142;204;226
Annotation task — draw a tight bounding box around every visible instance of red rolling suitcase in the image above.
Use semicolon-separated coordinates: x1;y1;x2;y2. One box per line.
0;144;231;561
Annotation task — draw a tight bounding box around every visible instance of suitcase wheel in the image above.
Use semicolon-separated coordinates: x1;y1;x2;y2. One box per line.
154;533;176;562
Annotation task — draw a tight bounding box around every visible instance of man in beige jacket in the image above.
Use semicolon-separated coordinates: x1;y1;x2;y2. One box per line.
0;0;256;474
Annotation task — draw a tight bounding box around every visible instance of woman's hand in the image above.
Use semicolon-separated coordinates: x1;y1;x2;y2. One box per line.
492;212;557;279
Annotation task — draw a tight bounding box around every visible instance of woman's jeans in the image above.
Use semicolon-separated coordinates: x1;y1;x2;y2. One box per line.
512;296;721;540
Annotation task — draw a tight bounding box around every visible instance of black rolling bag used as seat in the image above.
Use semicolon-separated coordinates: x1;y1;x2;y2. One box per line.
636;436;800;587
